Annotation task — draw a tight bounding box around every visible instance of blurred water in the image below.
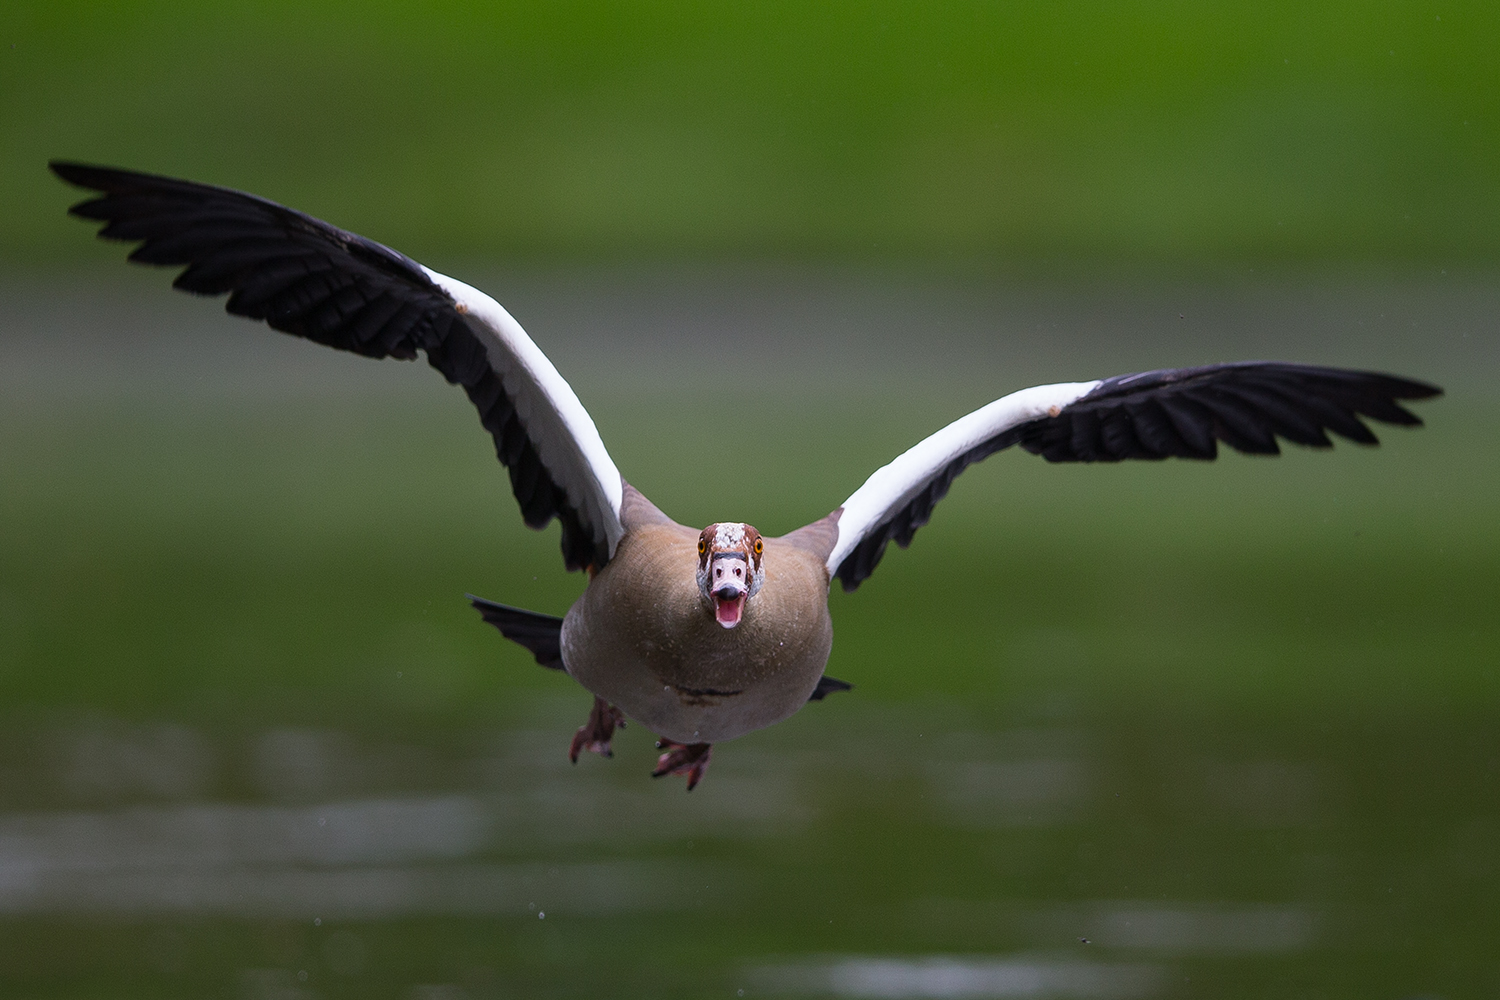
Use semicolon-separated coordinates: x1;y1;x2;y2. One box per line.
0;271;1496;997
0;698;1490;997
3;267;1496;405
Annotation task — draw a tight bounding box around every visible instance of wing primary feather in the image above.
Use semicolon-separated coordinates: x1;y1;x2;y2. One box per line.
1124;400;1187;456
1155;394;1218;457
350;293;414;356
220;258;323;314
1182;387;1280;454
828;363;1437;591
1067;409;1104;461
53;160;624;574
1287;392;1378;444
1099;407;1148;460
1217;383;1332;447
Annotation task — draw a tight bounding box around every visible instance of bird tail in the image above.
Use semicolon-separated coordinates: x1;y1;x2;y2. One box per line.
809;675;853;701
466;595;566;671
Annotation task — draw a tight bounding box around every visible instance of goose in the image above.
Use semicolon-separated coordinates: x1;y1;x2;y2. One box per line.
51;162;1441;790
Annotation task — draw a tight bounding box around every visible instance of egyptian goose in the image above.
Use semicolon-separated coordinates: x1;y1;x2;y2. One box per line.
51;163;1441;790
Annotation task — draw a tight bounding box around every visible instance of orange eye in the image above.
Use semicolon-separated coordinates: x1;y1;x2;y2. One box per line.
753;538;763;556
697;539;707;555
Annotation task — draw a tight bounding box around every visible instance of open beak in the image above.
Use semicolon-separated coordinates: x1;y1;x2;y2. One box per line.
707;550;751;628
713;584;746;628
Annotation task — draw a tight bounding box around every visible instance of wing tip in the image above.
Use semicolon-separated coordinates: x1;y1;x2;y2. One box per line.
48;159;93;186
49;159;134;198
1400;380;1444;401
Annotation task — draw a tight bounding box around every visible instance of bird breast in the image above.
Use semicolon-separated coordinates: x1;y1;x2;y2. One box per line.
560;523;834;744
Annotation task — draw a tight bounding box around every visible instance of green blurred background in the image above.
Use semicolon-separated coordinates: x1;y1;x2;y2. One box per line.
5;0;1500;268
1;3;1498;999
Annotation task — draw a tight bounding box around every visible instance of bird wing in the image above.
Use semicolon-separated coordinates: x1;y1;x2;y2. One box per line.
51;161;624;572
826;361;1441;591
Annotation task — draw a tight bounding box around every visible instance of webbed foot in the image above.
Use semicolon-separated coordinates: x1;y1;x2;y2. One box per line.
651;739;713;791
569;696;626;763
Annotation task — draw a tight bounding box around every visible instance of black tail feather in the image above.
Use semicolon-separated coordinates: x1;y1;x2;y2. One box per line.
467;595;566;671
809;675;853;701
469;594;851;703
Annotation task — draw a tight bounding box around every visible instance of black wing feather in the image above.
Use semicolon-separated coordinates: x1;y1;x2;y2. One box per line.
834;361;1439;591
52;161;605;571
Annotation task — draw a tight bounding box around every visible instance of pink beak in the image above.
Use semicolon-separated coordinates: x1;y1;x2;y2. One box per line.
709;553;750;629
713;589;746;628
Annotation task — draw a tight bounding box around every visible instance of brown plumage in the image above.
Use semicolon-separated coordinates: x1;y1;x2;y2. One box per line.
562;487;835;745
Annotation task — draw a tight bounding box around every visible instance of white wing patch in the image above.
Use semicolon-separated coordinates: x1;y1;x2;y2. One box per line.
423;268;625;556
826;380;1101;574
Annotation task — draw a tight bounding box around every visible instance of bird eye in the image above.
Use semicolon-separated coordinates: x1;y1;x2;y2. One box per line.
753;538;763;555
697;539;706;555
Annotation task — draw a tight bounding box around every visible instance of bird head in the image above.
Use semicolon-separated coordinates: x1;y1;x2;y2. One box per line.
696;522;765;629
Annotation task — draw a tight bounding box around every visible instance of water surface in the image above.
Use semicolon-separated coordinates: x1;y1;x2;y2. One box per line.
1;272;1494;997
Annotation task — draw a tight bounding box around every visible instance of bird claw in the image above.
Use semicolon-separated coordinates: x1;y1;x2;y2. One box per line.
652;740;713;790
569;696;626;763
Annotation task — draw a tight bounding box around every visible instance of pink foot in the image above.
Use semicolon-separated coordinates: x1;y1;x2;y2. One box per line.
652;740;713;791
569;696;626;763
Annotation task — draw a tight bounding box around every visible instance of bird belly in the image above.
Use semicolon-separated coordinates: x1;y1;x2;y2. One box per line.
559;528;834;744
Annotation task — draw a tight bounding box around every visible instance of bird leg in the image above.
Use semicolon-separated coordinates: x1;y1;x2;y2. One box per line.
569;696;626;762
652;739;713;791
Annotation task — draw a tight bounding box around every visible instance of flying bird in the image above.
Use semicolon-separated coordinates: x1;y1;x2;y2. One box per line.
51;162;1441;790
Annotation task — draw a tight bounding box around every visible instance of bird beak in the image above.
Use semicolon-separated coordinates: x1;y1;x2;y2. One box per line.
713;588;746;628
709;553;750;628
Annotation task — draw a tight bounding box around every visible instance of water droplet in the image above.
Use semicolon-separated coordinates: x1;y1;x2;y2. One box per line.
538;911;546;920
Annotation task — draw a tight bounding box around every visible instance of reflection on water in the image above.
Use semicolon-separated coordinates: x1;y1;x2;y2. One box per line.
909;901;1315;957
1;849;714;920
1076;904;1313;954
752;955;1161;998
1;698;1487;997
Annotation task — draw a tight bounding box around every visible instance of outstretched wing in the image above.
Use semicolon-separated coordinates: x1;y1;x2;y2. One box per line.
827;361;1441;591
52;161;623;572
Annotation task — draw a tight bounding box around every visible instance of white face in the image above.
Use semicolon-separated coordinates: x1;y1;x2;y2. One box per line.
696;522;765;629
